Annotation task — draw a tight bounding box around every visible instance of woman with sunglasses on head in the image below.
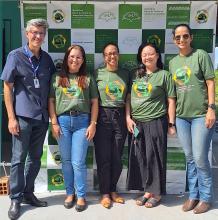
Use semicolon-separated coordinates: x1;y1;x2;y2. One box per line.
126;42;176;208
48;45;98;212
93;42;130;208
169;24;216;214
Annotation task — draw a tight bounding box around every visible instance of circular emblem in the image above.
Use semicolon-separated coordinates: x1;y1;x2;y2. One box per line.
52;151;61;165
173;66;191;86
62;80;82;98
52;34;66;49
147;35;161;48
133;81;152;97
54;59;63;72
52;9;65;23
195;10;208;24
51;173;64;186
105;81;124;100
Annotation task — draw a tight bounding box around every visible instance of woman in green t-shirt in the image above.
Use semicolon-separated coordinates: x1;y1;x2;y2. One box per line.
126;42;176;208
48;45;98;212
93;43;130;208
169;24;216;214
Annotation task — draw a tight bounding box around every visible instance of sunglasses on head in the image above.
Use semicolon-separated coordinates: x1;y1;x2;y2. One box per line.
174;34;190;41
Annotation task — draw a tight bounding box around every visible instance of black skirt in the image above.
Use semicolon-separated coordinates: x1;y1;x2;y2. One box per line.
127;115;168;195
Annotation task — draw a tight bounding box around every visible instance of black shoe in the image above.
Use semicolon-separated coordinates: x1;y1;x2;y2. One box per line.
8;200;20;220
23;193;47;207
64;198;75;209
75;199;87;212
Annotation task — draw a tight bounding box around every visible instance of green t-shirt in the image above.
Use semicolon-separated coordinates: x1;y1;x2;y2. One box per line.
94;67;130;107
169;49;215;118
49;73;98;116
131;69;175;122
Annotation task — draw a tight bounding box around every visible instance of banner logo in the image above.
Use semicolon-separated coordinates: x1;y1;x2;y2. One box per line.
52;151;61;165
122;11;140;22
54;59;63;72
51;173;64;186
147;35;161;48
52;34;67;48
52;9;65;23
195;10;208;24
98;11;116;22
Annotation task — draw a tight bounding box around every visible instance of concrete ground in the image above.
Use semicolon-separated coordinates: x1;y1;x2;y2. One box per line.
0;190;218;220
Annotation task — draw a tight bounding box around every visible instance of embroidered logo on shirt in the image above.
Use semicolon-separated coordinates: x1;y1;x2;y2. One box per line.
62;79;82;98
173;66;191;86
105;80;124;100
133;81;152;97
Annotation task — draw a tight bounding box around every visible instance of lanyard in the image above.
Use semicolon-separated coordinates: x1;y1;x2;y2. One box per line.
24;45;41;78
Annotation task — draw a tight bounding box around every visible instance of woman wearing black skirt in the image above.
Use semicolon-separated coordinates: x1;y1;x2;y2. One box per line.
126;42;176;208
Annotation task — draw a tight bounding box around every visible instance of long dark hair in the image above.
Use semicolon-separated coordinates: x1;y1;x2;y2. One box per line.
136;42;163;78
58;45;87;89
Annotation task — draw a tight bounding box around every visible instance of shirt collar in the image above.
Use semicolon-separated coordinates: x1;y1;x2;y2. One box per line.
24;43;42;59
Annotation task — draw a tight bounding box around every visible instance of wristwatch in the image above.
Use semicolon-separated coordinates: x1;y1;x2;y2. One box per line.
168;123;176;127
208;104;216;110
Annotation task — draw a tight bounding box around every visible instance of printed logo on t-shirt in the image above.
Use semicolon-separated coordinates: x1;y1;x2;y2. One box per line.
133;81;152;97
105;80;124;100
173;66;191;86
62;79;82;98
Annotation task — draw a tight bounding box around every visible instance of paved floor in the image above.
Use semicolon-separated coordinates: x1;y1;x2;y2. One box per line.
0;190;218;220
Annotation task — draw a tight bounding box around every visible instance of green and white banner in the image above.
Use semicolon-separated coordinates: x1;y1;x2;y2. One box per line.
20;1;217;192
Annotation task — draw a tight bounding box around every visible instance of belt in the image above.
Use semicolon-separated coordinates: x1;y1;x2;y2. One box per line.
61;110;82;116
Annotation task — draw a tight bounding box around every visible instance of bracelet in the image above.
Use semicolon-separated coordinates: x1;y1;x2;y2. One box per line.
51;123;59;126
90;120;97;125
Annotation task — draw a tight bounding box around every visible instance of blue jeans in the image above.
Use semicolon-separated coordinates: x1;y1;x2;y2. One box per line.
10;116;48;201
176;117;215;203
57;114;89;199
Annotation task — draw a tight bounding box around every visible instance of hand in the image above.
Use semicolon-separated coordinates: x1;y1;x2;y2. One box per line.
205;109;216;129
168;126;176;136
8;118;20;135
86;123;96;141
51;124;62;139
126;117;136;133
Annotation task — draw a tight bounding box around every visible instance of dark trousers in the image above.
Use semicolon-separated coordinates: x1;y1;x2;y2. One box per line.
10;116;48;201
127;115;168;195
94;107;127;194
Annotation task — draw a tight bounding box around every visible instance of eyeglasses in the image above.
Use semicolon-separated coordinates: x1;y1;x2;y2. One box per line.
104;52;119;57
174;34;190;41
29;31;46;37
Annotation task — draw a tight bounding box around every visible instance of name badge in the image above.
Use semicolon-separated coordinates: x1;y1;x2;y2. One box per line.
34;78;40;88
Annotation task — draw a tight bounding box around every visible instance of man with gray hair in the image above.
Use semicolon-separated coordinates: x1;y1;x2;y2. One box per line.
1;18;55;220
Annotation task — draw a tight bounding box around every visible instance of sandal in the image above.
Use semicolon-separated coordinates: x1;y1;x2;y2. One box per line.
110;192;125;204
136;196;149;206
145;197;161;208
136;192;152;206
100;195;112;209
